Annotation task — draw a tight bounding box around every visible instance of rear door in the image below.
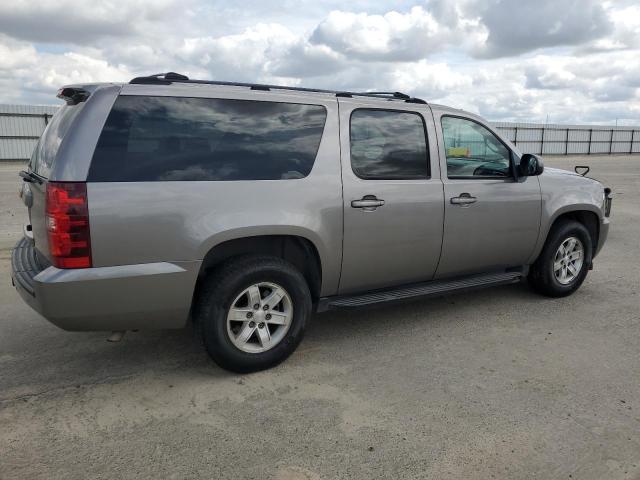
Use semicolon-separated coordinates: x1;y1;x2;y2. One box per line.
25;104;86;260
338;98;444;294
433;112;541;278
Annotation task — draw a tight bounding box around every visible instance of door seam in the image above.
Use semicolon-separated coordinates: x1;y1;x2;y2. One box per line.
429;105;447;279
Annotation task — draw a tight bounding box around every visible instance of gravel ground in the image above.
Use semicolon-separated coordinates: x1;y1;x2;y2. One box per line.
0;155;638;480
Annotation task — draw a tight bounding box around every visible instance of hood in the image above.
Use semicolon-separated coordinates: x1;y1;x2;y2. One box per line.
541;166;604;189
543;167;581;177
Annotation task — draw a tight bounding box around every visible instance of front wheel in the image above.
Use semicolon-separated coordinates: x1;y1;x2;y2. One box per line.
529;220;593;297
194;255;311;373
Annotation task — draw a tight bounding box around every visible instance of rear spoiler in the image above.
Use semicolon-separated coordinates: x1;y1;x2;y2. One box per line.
57;87;90;105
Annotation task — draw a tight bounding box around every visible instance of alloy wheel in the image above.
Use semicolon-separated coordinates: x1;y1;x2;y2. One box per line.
226;282;293;353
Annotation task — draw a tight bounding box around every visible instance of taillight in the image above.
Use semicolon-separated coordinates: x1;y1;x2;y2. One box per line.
46;182;92;268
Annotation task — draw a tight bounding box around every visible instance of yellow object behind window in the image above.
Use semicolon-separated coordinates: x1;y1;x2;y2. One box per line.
447;146;470;157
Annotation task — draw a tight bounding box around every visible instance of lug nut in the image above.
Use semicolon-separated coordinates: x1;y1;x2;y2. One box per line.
258;322;265;329
248;321;256;328
246;312;253;319
265;314;272;320
253;304;260;310
263;305;269;310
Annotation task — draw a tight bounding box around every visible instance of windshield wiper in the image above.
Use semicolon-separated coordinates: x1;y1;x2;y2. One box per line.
19;170;43;184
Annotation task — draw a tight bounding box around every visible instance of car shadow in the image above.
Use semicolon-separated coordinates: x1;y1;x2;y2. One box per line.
1;281;549;398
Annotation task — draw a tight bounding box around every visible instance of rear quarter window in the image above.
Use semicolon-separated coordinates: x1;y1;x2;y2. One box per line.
31;104;84;178
88;96;327;182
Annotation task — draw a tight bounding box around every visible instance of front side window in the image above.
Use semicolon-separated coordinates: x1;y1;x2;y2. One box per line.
350;109;428;180
89;96;327;182
441;116;512;178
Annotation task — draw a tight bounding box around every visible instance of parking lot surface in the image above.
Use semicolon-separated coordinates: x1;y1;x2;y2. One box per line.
0;156;638;479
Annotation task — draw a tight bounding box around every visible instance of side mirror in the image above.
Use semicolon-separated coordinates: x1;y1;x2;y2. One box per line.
518;153;544;176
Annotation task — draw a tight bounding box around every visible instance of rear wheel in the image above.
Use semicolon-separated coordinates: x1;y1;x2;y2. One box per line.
194;255;311;373
529;220;593;297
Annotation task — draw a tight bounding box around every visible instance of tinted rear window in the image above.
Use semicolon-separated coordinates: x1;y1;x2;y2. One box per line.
88;96;327;182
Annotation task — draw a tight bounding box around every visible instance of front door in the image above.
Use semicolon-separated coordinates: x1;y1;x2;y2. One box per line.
433;114;541;278
338;99;444;294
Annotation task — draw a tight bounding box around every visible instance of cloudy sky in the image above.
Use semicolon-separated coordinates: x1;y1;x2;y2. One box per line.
0;0;639;124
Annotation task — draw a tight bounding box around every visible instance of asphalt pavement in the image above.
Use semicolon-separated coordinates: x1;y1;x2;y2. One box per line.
0;156;638;479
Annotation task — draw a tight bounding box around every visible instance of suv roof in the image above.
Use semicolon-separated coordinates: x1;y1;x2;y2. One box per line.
127;72;429;105
61;73;482;118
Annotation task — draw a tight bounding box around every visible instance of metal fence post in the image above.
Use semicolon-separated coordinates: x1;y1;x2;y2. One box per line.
588;129;593;155
630;130;635;154
540;126;545;154
609;129;614;154
514;126;518;146
565;128;569;155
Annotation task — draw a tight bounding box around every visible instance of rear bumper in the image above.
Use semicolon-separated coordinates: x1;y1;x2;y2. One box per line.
11;237;200;331
11;237;45;312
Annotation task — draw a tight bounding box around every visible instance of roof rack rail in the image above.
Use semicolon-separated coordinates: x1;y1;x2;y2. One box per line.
129;72;190;84
363;92;411;99
336;91;426;104
128;73;427;104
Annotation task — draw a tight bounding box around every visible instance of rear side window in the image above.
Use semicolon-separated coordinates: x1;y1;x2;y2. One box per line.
350;109;429;180
88;96;327;181
31;104;84;178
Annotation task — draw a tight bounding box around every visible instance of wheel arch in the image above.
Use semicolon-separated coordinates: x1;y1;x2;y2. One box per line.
533;207;600;264
194;234;323;303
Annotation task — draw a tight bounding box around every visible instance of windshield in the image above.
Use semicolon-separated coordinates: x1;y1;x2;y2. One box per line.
30;103;83;178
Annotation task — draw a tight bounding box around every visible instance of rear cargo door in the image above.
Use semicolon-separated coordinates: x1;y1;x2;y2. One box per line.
337;98;445;294
23;103;85;261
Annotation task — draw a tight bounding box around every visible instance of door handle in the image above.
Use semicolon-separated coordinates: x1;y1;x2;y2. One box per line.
351;195;385;210
450;193;477;205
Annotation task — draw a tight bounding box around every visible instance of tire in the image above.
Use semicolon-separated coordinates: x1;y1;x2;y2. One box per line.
529;220;593;298
194;255;311;373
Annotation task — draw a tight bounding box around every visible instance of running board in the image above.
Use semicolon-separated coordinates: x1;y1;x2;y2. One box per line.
317;271;524;311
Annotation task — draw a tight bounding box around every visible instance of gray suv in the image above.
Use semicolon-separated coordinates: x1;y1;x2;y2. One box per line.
12;72;612;372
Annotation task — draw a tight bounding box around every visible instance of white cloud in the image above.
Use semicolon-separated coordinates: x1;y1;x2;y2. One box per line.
180;23;297;79
0;35;37;69
475;0;613;58
271;42;346;78
607;4;640;49
389;60;473;97
0;0;637;125
0;35;131;104
0;0;178;43
309;7;486;61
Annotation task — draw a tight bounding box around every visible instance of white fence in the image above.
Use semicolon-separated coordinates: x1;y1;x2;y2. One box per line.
0;105;58;161
1;104;639;160
492;122;640;155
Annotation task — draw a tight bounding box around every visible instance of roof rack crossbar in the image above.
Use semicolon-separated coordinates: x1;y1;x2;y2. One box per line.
129;73;427;104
